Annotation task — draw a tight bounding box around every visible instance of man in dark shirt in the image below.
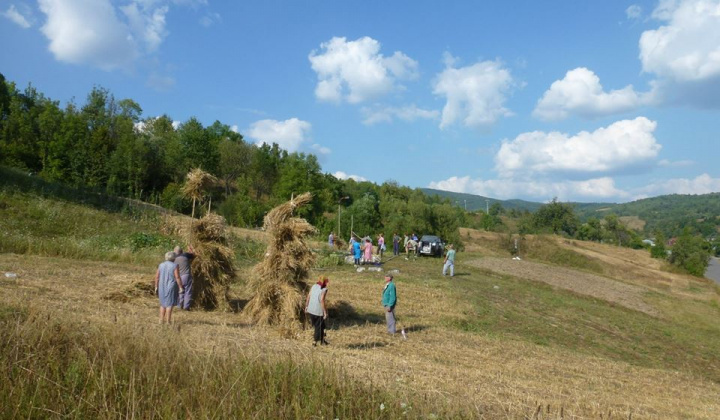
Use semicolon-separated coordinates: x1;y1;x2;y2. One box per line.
173;245;196;310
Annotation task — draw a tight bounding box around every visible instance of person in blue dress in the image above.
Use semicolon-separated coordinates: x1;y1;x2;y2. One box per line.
154;251;184;324
351;235;362;266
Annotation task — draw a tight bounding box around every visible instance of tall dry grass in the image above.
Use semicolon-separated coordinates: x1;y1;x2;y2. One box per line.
0;303;463;419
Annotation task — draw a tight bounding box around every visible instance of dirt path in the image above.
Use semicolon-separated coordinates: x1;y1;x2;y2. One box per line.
466;257;659;316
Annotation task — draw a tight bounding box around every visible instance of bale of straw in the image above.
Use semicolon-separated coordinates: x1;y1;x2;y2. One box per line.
189;213;235;311
244;192;317;338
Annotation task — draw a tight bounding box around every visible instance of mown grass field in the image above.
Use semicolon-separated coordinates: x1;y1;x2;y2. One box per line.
2;176;720;419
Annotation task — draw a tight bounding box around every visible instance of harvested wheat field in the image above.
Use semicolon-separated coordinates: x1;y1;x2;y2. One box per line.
466;257;658;316
2;245;720;419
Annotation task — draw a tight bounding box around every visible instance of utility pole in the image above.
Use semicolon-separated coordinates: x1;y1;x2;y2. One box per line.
337;196;349;239
464;199;467;211
486;199;489;214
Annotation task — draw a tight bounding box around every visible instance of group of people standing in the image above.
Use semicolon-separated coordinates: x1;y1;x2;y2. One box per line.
154;245;195;324
328;231;427;264
340;233;387;266
152;234;449;344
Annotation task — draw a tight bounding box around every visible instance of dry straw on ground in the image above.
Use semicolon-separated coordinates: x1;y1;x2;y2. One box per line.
190;212;235;310
243;192;316;337
102;281;155;303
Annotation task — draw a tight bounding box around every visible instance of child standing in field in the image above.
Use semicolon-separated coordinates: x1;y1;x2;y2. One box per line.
378;233;385;259
443;244;456;277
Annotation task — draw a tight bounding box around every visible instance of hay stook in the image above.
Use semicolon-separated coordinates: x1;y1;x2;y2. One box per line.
244;192;317;338
182;168;218;218
190;212;235;311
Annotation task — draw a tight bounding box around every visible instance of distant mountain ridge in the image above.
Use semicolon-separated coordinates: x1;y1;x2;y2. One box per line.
421;188;720;237
420;188;545;212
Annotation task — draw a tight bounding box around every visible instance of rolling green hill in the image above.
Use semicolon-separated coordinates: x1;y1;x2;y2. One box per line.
420;188;543;212
574;193;720;238
421;187;720;237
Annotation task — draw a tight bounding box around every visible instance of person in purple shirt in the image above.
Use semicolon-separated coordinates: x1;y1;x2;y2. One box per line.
174;245;196;310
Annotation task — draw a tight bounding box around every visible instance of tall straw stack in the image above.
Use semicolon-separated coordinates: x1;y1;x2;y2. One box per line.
243;192;316;337
190;212;235;310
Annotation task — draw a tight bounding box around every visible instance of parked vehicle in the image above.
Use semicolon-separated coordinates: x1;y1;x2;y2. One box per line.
418;235;444;257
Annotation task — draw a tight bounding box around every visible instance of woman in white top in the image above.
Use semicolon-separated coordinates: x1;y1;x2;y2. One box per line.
305;276;329;346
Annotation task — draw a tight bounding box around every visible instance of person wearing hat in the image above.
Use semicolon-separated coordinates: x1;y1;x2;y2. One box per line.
305;276;329;346
382;274;397;335
443;244;456;277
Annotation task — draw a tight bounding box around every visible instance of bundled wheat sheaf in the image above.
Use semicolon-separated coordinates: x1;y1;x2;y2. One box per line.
190;212;235;310
182;168;218;202
244;192;316;338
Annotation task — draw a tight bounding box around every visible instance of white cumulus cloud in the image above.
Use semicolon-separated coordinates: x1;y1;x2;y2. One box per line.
428;176;628;201
361;104;439;125
39;0;138;70
638;0;720;107
246;118;312;153
37;0;199;71
332;171;368;182
495;117;661;177
433;58;514;129
640;0;720;82
2;4;31;28
533;68;652;120
635;173;720;196
309;36;418;103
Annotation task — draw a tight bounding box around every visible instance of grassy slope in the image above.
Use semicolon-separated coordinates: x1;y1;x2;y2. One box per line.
3;174;720;418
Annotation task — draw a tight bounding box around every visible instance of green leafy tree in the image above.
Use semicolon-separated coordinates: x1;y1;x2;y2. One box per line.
250;142;282;200
532;198;578;236
0;83;44;171
669;231;711;276
0;73;10;123
218;136;251;197
577;217;603;242
344;193;381;238
177;117;219;175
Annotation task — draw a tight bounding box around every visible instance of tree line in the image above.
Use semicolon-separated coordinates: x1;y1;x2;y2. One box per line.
0;74;465;246
1;74;712;273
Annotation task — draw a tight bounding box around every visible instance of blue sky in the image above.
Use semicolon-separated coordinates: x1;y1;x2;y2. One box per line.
2;0;719;202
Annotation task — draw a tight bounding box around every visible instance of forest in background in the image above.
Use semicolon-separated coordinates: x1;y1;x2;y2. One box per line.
0;73;467;246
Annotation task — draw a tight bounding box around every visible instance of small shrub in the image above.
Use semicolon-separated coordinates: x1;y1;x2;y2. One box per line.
128;232;173;252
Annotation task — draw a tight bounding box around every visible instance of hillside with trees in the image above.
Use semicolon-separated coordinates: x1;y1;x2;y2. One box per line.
0;74;466;246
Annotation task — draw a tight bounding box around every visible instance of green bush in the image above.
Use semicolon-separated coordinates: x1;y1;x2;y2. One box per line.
669;233;711;276
128;232;173;252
